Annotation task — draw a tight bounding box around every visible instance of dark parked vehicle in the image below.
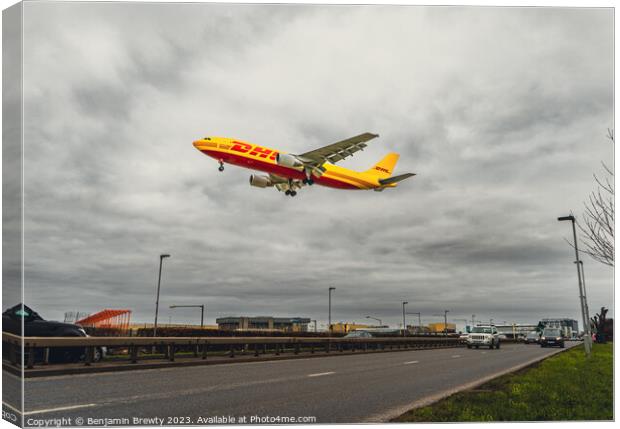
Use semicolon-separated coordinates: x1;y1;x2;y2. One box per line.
524;331;540;344
2;304;105;363
540;328;565;348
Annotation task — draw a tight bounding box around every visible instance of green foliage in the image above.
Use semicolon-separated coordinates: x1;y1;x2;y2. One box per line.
393;343;613;422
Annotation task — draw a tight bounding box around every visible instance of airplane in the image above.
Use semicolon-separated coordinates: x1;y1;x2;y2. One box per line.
192;133;415;197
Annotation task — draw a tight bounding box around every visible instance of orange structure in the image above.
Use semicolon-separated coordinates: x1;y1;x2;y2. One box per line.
77;309;132;330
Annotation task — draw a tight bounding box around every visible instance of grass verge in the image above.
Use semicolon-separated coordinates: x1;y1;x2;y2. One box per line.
392;343;613;422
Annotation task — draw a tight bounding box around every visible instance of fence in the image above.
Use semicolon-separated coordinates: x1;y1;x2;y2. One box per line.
2;332;461;370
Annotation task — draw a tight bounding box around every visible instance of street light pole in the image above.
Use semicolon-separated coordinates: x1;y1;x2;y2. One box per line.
444;310;449;336
153;254;171;337
328;287;336;334
366;316;382;326
558;215;592;355
577;260;592;339
402;302;408;336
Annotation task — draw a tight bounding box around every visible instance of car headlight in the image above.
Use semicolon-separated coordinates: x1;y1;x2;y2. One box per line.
541;337;546;340
78;328;88;337
556;337;561;341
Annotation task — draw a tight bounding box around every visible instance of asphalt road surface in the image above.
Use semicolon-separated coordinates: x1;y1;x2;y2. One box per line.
7;342;579;425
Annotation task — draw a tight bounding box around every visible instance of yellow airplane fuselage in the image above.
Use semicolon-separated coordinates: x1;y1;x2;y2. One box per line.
193;137;395;190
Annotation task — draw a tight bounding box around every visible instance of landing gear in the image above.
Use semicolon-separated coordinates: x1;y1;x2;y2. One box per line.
303;168;315;186
285;190;297;197
218;160;224;172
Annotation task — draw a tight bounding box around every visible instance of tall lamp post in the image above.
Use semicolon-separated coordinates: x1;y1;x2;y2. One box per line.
169;305;205;328
366;315;382;326
402;302;408;336
444;310;450;336
577;260;591;337
153;253;171;337
558;215;592;355
328;287;336;334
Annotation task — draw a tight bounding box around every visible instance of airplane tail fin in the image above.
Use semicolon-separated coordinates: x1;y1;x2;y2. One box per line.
365;153;401;179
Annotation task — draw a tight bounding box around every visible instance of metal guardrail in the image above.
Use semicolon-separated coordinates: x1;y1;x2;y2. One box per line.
2;332;461;369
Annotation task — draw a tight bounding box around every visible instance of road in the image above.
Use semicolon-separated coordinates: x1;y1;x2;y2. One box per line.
6;342;578;424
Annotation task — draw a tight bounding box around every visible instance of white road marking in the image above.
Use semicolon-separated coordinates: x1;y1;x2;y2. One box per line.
403;361;419;365
24;403;98;416
481;352;487;354
451;355;461;358
307;371;335;377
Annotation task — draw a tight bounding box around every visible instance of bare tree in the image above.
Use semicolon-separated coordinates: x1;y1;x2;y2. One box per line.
578;129;614;266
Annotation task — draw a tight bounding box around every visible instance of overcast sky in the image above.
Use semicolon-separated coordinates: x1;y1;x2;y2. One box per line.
6;3;614;330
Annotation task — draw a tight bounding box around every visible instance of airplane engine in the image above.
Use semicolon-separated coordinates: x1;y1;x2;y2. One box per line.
249;174;273;188
275;153;304;171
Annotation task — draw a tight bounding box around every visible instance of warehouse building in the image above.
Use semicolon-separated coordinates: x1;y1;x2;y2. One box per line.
427;322;456;334
329;323;371;333
216;316;311;332
540;318;579;337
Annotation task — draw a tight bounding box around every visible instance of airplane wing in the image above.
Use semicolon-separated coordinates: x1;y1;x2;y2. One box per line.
299;133;379;165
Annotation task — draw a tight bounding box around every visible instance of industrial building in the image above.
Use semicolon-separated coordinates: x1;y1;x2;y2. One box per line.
540;318;579;337
406;325;430;334
427;322;456;334
494;324;538;338
216;316;311;332
329;323;371;333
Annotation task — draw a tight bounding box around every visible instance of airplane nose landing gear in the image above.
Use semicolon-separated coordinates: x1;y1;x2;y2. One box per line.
218;160;224;172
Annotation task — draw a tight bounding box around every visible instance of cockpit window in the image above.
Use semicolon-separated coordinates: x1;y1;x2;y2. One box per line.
203;137;211;140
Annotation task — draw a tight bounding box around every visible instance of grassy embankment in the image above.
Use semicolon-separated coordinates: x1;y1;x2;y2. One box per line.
393;343;613;422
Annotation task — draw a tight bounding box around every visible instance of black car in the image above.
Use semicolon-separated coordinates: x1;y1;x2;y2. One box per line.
524;331;540;344
2;304;104;363
540;328;565;348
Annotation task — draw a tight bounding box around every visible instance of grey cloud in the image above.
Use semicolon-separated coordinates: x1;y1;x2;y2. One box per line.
9;4;613;330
